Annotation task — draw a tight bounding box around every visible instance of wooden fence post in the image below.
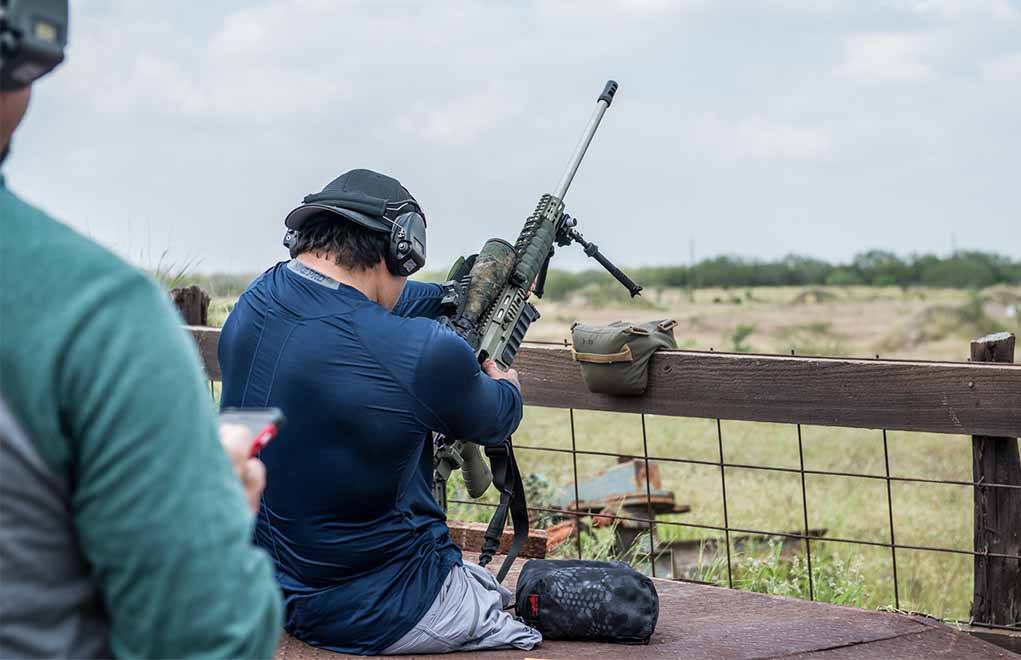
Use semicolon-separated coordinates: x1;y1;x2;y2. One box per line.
970;332;1020;627
171;285;210;326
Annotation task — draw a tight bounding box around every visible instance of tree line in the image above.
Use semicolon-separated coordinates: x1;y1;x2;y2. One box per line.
541;250;1021;300
176;250;1020;300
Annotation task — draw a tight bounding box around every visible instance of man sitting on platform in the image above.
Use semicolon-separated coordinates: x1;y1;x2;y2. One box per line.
218;168;542;655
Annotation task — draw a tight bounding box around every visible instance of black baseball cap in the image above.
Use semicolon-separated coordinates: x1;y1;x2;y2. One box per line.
284;168;425;233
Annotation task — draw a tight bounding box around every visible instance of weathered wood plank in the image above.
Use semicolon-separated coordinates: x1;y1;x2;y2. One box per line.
188;327;1021;437
446;520;547;559
187;325;221;381
171;286;210;325
970;332;1021;628
275;551;1013;660
515;342;1021;437
958;623;1021;655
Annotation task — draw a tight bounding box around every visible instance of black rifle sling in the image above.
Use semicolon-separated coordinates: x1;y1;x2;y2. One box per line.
476;438;529;583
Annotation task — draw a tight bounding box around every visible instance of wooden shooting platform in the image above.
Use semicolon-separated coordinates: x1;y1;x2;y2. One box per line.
274;552;1016;660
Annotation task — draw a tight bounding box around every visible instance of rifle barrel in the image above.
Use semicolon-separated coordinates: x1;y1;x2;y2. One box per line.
553;80;618;201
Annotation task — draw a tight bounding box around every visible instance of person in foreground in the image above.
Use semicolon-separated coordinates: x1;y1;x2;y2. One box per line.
0;2;281;657
218;168;543;655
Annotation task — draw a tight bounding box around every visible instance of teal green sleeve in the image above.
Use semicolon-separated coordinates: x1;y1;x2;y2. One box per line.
59;270;281;659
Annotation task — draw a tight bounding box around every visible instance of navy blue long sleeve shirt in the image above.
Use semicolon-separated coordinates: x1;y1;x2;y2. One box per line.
218;261;523;655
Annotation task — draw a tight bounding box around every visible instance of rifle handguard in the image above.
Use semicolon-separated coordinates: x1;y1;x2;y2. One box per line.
461;441;493;498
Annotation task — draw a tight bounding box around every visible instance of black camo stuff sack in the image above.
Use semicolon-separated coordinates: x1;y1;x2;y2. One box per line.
514;559;659;644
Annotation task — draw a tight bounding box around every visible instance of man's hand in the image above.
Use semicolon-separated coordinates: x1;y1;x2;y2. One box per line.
483;359;521;391
219;424;267;513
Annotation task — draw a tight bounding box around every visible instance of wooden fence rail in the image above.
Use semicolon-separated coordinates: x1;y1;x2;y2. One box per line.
188;326;1021;437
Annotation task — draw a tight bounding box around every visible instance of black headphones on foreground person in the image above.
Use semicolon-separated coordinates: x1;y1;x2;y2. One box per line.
0;0;68;90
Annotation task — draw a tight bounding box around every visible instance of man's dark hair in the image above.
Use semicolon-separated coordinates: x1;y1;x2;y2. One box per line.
293;214;389;271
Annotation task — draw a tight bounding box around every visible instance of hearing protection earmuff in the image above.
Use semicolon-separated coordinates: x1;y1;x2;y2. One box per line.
382;202;427;277
282;202;427;277
0;0;68;90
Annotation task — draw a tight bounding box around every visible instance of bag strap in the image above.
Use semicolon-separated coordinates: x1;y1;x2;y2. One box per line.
571;344;634;364
477;438;529;584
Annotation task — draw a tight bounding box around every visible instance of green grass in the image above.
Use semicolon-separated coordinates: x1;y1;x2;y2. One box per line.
570;282;665;310
208;297;235;328
728;323;757;352
445;407;987;623
683;539;873;608
148;250;200;291
877;292;1007;354
772;321;849;356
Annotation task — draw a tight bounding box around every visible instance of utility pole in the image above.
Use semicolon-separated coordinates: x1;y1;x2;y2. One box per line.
688;238;696;302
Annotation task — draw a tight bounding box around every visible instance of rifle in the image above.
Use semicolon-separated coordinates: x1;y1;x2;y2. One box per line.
433;80;641;581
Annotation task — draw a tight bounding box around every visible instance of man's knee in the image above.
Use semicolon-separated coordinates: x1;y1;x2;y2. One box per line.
381;565;541;654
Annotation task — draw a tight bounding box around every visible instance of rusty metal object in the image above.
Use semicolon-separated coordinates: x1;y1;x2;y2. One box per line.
446;520;547;559
552;459;691;557
554;458;688;517
545;519;578;553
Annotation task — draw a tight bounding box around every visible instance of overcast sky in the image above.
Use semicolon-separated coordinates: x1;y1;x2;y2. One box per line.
7;0;1020;273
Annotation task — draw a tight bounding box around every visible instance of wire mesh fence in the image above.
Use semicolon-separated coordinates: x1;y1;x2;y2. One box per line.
190;326;1020;634
446;407;1021;632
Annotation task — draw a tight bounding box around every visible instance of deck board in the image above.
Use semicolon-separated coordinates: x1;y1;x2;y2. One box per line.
274;553;1016;659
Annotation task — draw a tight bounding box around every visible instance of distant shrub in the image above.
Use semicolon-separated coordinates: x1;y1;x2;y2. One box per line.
825;269;864;286
730;324;756;352
179;250;1021;303
876;292;1005;352
571;282;663;310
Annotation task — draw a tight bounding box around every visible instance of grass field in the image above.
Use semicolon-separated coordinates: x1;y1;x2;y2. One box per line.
524;283;1020;361
208;282;1020;623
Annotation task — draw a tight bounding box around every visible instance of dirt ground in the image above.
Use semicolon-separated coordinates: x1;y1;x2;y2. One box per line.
527;284;1020;361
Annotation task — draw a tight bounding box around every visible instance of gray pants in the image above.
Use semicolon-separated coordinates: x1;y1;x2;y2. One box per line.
381;562;542;655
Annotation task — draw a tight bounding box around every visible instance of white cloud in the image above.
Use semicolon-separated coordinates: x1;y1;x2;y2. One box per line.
982;52;1021;81
396;86;526;146
535;0;712;19
208;10;271;58
734;119;832;160
839;32;935;83
614;0;709;13
695;115;833;161
894;0;1019;20
86;50;347;121
763;0;850;14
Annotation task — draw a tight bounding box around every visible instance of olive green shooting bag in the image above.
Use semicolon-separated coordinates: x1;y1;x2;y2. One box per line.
570;320;678;396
